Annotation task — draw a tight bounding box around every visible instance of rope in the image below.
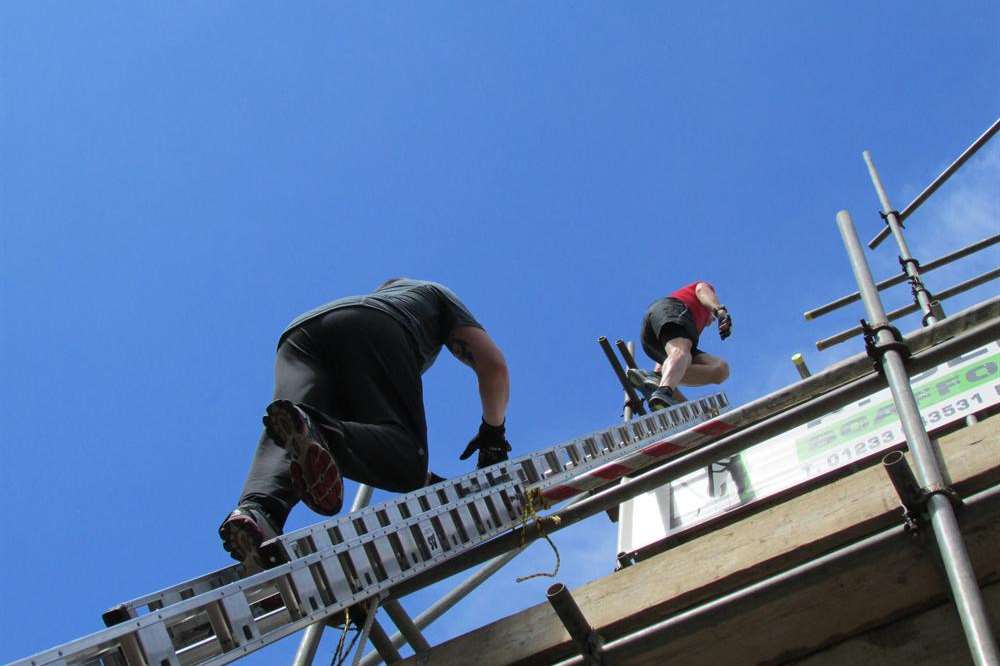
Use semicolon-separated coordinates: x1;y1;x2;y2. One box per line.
333;629;361;666
514;488;562;583
329;605;352;666
515;533;561;583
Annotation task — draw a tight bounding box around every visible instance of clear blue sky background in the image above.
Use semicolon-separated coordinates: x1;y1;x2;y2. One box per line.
2;3;997;663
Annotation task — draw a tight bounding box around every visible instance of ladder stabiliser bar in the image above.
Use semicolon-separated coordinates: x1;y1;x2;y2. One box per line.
12;394;727;666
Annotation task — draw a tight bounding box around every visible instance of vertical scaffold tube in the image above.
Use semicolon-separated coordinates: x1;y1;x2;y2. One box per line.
294;484;377;666
791;353;811;379
863;151;939;324
837;210;998;666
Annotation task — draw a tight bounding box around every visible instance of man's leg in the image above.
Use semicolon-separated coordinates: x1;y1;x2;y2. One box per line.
222;310;427;561
679;351;730;386
659;337;693;389
222;334;330;563
233;331;336;530
638;303;696;408
643;337;691;409
308;307;429;494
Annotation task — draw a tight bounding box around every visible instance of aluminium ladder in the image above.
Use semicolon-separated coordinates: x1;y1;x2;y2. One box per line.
12;393;728;666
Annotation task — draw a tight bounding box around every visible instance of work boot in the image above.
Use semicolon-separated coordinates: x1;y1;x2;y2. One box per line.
264;399;344;516
219;504;280;567
649;386;682;411
626;367;661;400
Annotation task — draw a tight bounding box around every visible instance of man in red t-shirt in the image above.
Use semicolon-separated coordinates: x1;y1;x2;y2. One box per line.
627;281;732;410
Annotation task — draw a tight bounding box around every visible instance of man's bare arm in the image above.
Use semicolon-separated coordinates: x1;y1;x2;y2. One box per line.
695;282;732;339
447;326;510;426
694;282;723;313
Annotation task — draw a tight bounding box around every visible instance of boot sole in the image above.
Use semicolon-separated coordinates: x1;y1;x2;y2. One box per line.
649;394;682;411
265;400;344;516
219;513;265;566
626;368;660;399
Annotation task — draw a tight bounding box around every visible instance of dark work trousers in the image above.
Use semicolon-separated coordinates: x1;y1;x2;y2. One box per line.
239;307;429;529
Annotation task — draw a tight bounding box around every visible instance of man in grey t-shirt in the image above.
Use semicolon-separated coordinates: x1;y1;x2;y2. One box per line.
219;278;512;566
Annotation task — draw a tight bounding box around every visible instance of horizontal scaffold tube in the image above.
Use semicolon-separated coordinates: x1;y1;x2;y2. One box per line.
816;269;1000;350
804;233;999;321
869;117;1000;250
553;481;1000;665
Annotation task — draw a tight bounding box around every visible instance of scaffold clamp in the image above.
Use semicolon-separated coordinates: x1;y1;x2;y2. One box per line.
898;255;921;273
879;208;903;226
922;483;965;511
901;483;965;533
924;299;947;325
882;451;964;534
860;319;910;374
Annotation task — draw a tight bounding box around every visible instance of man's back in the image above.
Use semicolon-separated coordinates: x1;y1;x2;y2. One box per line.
282;279;482;371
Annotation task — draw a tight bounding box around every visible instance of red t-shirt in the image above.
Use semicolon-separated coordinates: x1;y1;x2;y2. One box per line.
669;281;714;333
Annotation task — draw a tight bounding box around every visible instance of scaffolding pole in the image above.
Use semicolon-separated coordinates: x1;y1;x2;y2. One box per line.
357;549;523;666
362;490;594;666
294;484;376;666
864;150;941;324
869;117;1000;249
837;210;999;665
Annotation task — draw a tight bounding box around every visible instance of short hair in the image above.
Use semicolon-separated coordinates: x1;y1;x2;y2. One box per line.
377;277;406;290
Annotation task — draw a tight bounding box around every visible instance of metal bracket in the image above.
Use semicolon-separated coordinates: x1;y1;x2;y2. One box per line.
922;483;965;511
924;300;946;325
880;209;903;226
882;452;963;533
615;552;636;570
547;583;605;665
860;319;910;374
908;276;933;304
896;256;946;325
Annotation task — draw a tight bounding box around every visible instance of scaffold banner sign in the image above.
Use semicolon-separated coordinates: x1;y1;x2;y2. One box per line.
618;341;999;556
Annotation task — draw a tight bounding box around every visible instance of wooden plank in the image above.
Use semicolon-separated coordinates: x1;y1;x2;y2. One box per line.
399;415;1000;666
791;582;1000;666
605;501;999;665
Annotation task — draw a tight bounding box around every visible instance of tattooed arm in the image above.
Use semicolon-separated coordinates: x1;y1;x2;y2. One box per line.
447;325;510;426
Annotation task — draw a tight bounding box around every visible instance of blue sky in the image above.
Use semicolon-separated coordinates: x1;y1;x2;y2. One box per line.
2;2;998;663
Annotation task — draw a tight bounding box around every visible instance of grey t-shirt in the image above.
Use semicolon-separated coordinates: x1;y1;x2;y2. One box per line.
281;279;483;373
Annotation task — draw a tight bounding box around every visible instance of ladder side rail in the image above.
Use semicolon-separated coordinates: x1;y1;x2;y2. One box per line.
273;394;714;546
97;483;522;664
107;467;521;619
21;481;520;665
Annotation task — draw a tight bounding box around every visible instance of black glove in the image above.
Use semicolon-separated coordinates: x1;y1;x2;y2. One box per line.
716;307;733;340
460;420;512;469
424;471;446;486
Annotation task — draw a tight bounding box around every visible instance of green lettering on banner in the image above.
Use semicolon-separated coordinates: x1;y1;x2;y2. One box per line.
795;352;999;461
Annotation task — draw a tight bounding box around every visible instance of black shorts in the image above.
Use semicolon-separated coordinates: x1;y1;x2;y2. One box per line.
641;297;704;364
